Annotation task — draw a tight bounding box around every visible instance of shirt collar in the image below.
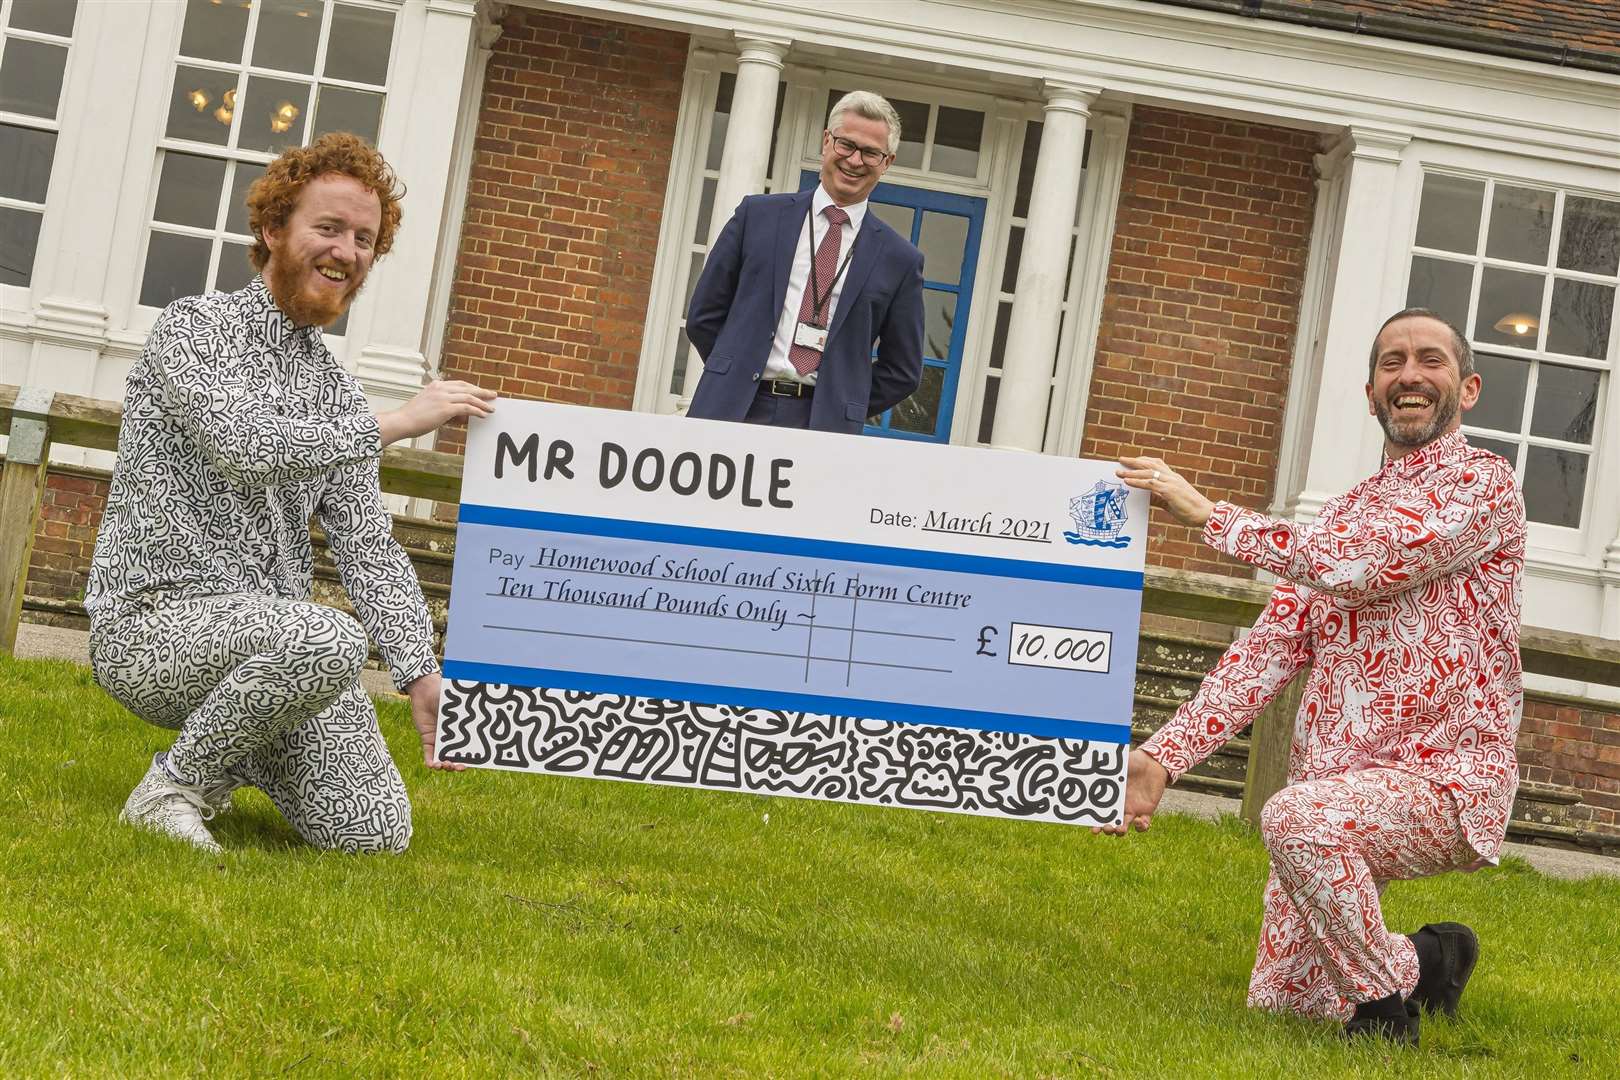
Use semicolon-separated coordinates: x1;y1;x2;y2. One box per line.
237;274;321;350
814;184;868;233
1383;428;1468;477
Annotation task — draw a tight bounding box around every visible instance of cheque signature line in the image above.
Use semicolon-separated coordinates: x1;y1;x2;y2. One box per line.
484;593;955;642
503;564;968;609
919;527;1052;544
482;624;954;674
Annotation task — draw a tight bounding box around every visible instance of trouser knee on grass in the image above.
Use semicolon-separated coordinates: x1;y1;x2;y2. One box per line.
1248;769;1475;1021
91;593;410;853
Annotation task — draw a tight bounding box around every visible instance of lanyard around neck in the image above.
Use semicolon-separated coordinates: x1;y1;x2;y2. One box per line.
804;205;858;326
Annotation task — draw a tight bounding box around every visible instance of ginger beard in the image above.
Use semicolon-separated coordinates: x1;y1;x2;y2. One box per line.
264;243;366;329
259;172;381;329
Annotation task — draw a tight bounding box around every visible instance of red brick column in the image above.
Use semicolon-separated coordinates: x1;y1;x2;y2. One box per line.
435;8;688;456
24;470;108;603
1081;107;1318;576
1520;698;1620;831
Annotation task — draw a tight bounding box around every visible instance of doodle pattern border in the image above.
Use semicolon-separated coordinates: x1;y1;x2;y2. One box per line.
438;680;1128;825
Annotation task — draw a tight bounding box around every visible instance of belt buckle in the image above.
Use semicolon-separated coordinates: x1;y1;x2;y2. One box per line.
769;379;803;397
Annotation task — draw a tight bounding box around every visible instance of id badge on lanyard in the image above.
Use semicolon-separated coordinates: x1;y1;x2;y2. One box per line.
800;208;856;355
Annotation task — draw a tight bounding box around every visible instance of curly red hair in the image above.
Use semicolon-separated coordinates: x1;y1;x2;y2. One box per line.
245;132;405;270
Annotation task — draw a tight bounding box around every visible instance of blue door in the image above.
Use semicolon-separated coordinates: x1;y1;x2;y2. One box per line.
799;172;985;442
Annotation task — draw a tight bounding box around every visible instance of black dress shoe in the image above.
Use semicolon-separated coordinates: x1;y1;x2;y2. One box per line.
1344;992;1420;1046
1408;922;1479;1018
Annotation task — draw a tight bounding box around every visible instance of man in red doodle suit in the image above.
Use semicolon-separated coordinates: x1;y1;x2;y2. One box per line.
1109;308;1525;1046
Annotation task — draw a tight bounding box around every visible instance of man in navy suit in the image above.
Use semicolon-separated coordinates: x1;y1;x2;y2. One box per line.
685;90;925;433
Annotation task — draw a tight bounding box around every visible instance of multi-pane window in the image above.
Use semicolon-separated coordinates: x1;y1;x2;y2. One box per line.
0;0;78;288
976;122;1089;446
1406;173;1619;529
139;0;397;325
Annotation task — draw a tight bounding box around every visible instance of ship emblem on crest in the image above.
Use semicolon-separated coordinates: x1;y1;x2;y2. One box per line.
1065;481;1132;548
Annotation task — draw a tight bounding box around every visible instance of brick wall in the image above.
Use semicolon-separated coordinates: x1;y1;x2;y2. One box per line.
433;8;688;456
1519;697;1620;830
24;470;107;603
1081;107;1318;576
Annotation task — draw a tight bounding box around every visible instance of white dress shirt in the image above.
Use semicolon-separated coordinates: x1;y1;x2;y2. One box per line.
762;184;869;384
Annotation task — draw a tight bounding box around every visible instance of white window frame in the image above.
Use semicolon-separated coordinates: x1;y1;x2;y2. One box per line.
131;0;400;341
0;0;79;311
1392;145;1620;571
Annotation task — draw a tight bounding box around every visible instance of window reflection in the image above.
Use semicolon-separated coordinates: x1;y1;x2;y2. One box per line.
178;0;247;64
923;290;954;360
154;153;227;230
1467;353;1528;434
1484;185;1554;266
1414;174;1484;254
1529;363;1599;444
0;124;55;203
1406;256;1473;329
1523;446;1587;529
1557;196;1620;276
140;232;211;309
917;212;967;287
252;0;323;76
0;205;44;287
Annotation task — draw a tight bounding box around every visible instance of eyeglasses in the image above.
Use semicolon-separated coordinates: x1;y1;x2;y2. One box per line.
826;132;890;167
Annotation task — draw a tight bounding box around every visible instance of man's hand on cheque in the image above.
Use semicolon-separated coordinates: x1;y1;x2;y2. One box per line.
1117;455;1215;529
1096;749;1170;836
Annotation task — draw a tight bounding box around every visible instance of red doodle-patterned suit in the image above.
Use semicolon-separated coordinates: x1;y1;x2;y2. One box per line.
1140;431;1524;1020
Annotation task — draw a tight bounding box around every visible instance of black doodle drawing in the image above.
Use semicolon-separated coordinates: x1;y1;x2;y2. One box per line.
438;681;1126;823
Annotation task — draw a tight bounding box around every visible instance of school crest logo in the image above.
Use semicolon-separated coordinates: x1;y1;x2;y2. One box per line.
1065;481;1131;548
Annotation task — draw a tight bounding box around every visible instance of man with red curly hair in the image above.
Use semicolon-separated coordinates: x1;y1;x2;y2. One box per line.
87;133;494;854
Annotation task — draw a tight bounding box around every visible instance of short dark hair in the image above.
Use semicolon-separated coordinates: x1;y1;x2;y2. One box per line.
1367;308;1475;380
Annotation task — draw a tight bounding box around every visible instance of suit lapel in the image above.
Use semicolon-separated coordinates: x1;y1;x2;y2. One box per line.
771;190;815;316
828;212;887;343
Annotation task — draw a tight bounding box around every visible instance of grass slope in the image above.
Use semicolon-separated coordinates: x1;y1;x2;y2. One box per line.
2;654;1616;1078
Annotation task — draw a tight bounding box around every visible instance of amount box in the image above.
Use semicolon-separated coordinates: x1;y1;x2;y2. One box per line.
1007;622;1113;674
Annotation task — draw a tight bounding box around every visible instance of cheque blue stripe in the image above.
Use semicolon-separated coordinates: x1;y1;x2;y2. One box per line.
441;660;1133;744
458;504;1144;591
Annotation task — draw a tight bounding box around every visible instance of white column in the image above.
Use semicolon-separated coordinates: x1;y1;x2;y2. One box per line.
421;1;505;384
704;36;789;248
1602;539;1620;641
22;0;164;425
1285;126;1413;513
346;0;479;412
990;81;1099;452
1272;134;1351;522
1050;106;1129;456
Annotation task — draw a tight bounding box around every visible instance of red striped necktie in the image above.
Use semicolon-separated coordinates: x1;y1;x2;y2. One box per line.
788;204;850;377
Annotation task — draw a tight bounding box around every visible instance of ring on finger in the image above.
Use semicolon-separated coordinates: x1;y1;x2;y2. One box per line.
1152;470;1161;482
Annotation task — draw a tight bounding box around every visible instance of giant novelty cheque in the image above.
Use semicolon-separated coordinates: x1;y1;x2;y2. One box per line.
436;400;1149;826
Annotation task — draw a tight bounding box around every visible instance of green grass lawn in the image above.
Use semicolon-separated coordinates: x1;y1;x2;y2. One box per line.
2;653;1617;1078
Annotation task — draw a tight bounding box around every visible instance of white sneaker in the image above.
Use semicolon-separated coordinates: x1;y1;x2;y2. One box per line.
120;754;223;854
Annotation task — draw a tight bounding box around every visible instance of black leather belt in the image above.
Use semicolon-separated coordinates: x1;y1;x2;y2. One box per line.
761;378;813;398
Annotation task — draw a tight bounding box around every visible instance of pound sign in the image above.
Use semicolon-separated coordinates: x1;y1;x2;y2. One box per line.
976;625;998;657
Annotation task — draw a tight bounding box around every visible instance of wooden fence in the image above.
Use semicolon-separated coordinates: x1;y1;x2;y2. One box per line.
6;382;1620;824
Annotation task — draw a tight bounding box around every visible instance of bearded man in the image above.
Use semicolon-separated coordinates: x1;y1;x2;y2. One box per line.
1109;308;1525;1046
87;133;494;854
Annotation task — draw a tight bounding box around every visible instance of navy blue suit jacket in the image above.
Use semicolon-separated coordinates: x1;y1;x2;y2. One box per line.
685;190;925;433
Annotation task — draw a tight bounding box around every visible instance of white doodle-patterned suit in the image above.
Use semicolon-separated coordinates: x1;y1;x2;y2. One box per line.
87;276;438;853
1140;431;1524;1020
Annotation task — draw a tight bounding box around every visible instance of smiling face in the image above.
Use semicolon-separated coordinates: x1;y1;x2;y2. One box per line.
819;110;894;206
1365;315;1481;458
261;172;381;328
